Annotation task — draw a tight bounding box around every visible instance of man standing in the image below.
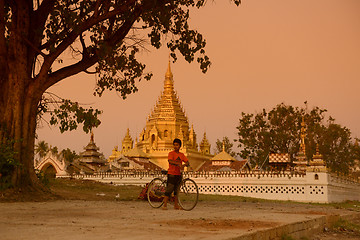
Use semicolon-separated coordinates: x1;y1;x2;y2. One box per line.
163;138;189;210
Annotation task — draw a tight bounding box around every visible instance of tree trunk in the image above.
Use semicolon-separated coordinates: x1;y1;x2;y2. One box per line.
0;0;47;192
0;69;46;191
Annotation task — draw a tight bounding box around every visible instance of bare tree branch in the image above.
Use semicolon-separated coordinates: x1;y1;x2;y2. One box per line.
93;0;103;18
45;55;98;91
84;69;97;74
40;1;143;91
37;0;137;82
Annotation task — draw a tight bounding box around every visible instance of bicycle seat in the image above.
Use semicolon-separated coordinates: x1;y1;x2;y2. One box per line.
161;170;168;175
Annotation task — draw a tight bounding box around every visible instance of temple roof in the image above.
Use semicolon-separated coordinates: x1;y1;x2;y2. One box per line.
122;128;133;144
79;131;106;164
211;142;236;161
83;132;99;151
309;144;326;166
125;147;149;158
200;132;210;147
198;159;249;172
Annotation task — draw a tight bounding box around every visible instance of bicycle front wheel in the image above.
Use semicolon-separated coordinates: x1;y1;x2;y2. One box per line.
178;178;199;211
147;178;166;208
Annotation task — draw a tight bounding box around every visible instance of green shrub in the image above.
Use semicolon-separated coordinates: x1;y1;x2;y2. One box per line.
35;169;50;187
0;140;20;190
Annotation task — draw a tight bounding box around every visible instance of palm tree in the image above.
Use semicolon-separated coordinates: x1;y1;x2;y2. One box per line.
50;146;58;156
35;141;49;159
60;148;78;163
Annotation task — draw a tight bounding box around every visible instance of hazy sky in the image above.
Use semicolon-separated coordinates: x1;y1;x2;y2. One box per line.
37;0;360;158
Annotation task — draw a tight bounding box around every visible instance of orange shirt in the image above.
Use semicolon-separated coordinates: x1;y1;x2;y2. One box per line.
167;151;188;175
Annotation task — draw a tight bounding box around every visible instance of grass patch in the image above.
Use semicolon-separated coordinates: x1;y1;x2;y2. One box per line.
281;234;295;240
328;201;360;210
281;235;308;240
332;218;360;234
303;200;360;211
50;178;143;201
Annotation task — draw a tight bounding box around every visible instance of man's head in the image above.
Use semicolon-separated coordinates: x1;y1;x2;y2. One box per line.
173;138;182;151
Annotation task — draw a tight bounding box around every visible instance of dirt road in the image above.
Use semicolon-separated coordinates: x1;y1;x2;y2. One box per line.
1;200;359;240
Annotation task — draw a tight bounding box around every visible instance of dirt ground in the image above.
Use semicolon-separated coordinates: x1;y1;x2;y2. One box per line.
1;200;360;240
1;180;359;240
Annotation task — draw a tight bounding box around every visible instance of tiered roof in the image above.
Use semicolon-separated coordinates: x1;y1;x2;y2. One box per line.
147;61;189;125
79;132;106;164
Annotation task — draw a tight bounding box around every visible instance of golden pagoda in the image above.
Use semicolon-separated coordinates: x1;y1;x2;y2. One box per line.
113;61;213;170
199;132;211;154
307;144;327;172
293;116;308;172
108;146;121;163
121;128;133;154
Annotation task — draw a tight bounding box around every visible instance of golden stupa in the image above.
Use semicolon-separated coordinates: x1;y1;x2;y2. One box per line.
109;61;213;170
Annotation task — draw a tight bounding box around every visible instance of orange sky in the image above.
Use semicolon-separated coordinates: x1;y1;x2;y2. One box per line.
37;0;360;158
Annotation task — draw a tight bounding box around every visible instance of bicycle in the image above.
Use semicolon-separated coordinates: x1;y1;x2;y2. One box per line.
147;170;199;211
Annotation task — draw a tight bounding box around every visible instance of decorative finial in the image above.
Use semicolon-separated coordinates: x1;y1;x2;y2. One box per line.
165;58;173;78
301;116;306;127
316;143;320;155
90;129;94;143
222;140;225;152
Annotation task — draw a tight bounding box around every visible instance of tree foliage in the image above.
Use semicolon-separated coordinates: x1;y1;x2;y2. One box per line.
0;139;19;189
214;136;236;157
60;148;78;163
37;92;102;134
235;103;358;174
35;140;78;163
50;146;58;155
35;140;49;158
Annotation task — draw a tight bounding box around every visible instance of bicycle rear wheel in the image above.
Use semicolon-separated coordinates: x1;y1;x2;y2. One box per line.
178;178;199;211
147;178;166;208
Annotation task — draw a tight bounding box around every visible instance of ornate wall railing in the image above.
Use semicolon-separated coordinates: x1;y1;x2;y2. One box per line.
70;170;360;203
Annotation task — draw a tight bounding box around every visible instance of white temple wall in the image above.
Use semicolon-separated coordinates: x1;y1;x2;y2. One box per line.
190;172;329;203
327;174;360;202
71;171;360;203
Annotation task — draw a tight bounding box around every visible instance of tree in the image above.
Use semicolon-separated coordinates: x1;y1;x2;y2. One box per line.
0;139;18;189
50;146;58;155
0;0;241;191
35;140;49;158
214;136;236;157
60;148;78;163
235;103;358;174
317;122;355;174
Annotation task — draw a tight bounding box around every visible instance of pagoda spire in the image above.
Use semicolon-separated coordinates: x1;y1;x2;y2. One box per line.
121;128;133;154
90;129;94;143
308;143;327;172
294;116;308;172
300;116;307;154
164;59;174;94
200;132;211;154
165;58;173;78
